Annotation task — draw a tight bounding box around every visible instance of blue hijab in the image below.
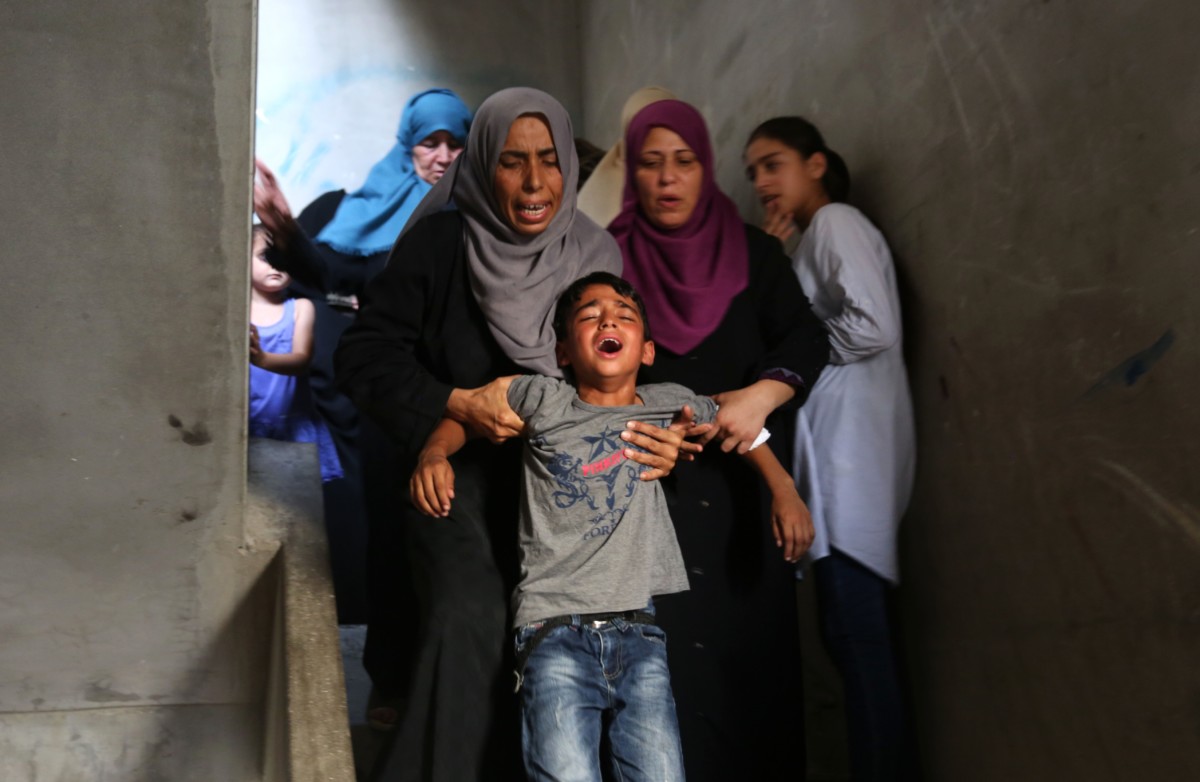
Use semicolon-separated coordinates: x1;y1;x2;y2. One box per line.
315;88;472;256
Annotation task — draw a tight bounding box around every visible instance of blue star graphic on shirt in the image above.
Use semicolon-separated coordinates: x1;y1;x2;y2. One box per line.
582;425;624;461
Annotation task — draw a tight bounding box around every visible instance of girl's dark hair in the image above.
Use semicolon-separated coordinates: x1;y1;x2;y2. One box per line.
553;271;651;341
747;116;851;203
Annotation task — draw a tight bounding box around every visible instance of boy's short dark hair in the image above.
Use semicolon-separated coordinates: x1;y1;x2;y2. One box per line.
553;272;652;342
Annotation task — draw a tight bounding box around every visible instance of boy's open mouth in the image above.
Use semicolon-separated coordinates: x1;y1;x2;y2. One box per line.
597;337;623;354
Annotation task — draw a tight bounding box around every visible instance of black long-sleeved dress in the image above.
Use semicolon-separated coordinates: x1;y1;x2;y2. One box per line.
267;191;393;460
638;224;829;782
266;191;395;658
337;213;828;780
336;211;524;781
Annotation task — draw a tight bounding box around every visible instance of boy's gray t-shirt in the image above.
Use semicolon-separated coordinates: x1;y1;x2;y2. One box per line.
507;375;718;627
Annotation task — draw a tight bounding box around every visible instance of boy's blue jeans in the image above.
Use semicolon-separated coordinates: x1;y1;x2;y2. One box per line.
514;613;685;782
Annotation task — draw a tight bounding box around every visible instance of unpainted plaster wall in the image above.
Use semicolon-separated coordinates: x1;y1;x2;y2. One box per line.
0;1;265;778
581;1;1200;779
0;1;586;777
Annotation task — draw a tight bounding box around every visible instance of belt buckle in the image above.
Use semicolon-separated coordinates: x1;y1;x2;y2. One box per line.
589;618;607;628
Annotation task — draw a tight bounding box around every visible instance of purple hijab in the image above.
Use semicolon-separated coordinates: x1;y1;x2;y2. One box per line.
608;100;749;355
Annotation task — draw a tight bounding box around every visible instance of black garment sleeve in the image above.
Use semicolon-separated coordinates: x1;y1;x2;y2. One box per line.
746;225;830;409
263;190;347;293
334;215;457;455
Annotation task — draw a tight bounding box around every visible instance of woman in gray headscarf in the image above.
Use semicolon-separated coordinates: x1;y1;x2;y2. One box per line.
336;87;690;782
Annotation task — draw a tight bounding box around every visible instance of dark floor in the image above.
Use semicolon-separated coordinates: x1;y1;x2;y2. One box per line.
338;625;388;780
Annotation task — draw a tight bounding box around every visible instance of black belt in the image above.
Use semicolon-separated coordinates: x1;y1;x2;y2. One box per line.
513;609;656;692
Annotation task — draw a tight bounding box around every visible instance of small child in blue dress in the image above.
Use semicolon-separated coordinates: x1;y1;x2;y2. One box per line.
248;225;342;481
409;271;811;781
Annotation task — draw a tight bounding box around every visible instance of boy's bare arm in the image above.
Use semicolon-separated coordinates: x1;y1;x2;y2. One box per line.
741;445;814;563
410;418;473;517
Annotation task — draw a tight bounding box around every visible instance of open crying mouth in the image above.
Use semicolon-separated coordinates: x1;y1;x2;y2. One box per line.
520;204;547;216
598;337;622;354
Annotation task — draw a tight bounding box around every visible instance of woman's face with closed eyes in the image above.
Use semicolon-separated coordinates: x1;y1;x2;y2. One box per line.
411;130;464;185
492;114;564;236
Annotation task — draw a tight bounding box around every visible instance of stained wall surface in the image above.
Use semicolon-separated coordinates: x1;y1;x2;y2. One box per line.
580;2;1200;779
1;1;585;778
0;1;264;778
256;0;582;215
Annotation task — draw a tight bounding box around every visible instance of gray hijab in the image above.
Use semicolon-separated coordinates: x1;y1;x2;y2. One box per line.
403;87;622;376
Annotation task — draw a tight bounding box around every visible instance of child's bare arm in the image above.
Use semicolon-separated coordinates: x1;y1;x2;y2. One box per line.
250;298;316;376
410;418;472;518
741;445;814;563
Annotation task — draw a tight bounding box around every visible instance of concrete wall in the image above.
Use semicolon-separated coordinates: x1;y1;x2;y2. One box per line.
256;0;582;214
5;0;1197;778
0;1;584;777
247;439;353;782
580;1;1200;779
0;1;265;778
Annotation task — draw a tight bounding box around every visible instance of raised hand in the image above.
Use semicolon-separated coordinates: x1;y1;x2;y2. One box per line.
254;159;298;245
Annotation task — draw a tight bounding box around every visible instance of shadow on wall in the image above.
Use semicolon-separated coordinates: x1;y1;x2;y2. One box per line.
0;555;276;780
0;440;353;782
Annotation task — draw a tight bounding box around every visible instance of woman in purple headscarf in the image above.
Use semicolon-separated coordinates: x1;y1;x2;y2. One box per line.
610;99;830;781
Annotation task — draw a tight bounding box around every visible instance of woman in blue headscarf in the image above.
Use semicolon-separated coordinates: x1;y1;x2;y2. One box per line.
304;88;474;259
255;87;473;292
253;89;472;720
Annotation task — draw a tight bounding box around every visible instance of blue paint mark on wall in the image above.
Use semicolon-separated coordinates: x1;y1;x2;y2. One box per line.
257;66;419;192
256;53;521;211
1083;328;1176;398
295;141;332;185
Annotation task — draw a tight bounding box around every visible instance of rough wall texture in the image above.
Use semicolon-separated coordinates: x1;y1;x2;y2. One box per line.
0;0;263;778
256;0;582;214
4;1;1198;778
0;0;584;776
581;1;1200;779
